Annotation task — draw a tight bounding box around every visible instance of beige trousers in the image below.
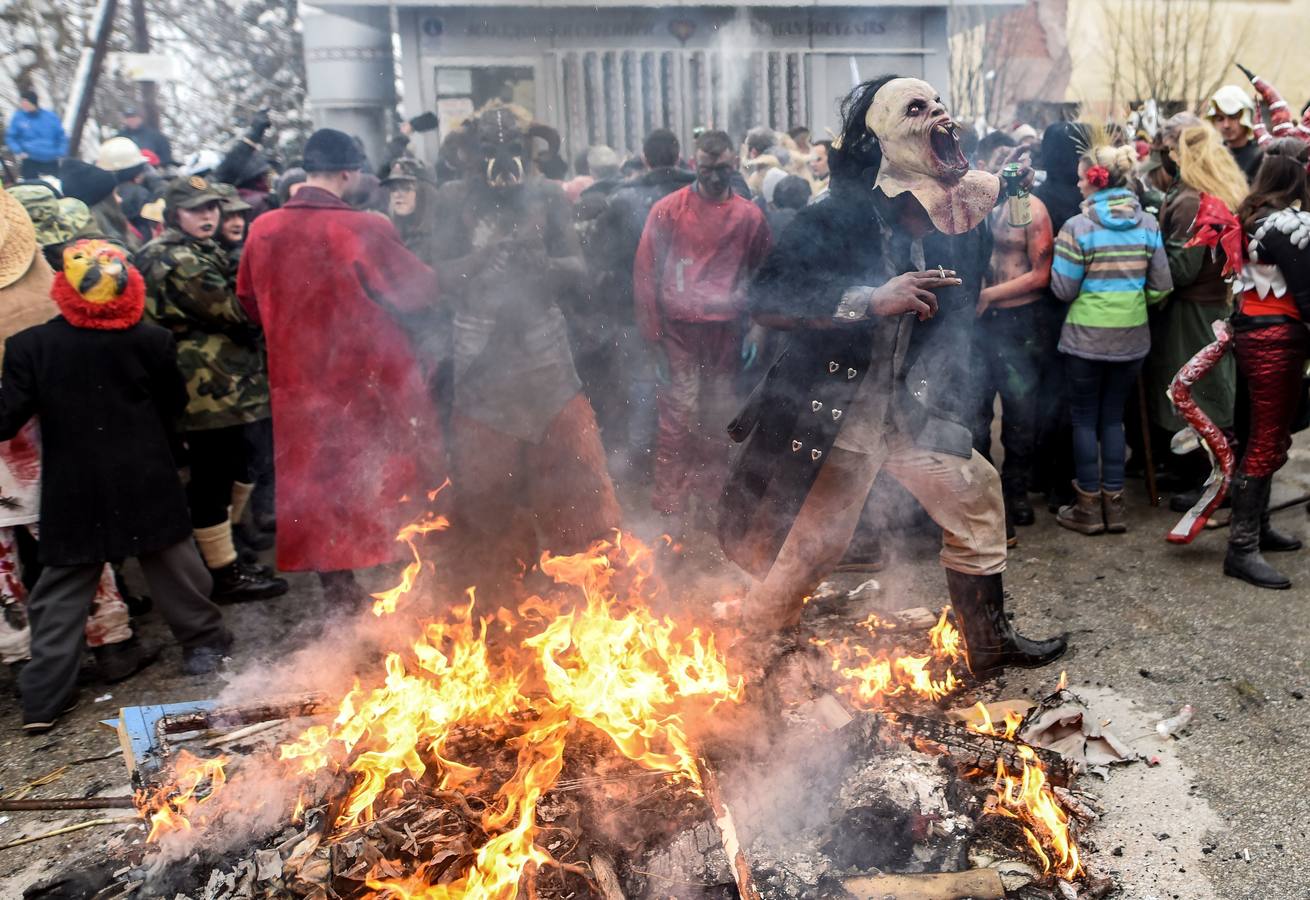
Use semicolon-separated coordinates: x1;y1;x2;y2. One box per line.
746;433;1007;629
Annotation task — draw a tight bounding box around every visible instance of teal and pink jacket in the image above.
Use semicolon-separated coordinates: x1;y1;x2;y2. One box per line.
1051;187;1172;362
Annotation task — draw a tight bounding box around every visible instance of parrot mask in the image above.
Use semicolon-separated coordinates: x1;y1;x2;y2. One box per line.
51;239;145;330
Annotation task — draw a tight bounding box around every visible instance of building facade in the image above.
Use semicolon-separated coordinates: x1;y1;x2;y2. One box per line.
303;1;1015;168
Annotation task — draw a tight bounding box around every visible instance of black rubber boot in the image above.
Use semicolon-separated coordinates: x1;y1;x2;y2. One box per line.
1260;509;1303;553
1005;493;1035;527
91;637;161;684
945;569;1067;679
211;562;289;602
1225;475;1291;589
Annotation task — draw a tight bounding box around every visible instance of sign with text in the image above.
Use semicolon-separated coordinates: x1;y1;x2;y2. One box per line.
417;7;924;55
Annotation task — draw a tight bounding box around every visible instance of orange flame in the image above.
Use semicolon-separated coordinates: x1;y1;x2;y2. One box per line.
992;744;1083;880
814;608;964;708
136;750;229;843
275;530;741;894
970;702;1025;741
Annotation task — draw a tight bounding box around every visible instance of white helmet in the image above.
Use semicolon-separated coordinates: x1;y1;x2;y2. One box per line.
1205;85;1255;131
181;149;223;178
95;136;147;173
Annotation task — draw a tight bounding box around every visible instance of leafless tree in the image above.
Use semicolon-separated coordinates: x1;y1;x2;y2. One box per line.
1;0;307;160
1101;0;1251;114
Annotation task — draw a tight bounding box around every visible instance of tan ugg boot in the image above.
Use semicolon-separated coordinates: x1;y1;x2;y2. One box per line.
1101;487;1127;533
1057;481;1106;535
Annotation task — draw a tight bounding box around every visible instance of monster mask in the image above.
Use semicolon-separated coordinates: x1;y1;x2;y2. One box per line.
463;108;563;191
865;78;999;234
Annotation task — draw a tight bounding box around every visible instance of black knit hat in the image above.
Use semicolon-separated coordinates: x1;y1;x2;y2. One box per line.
58;159;118;208
302;128;366;172
19;89;38;106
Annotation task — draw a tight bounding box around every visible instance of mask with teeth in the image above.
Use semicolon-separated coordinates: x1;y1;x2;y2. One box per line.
865;77;999;234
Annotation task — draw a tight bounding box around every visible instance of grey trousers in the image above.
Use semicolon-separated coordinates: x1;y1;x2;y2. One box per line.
19;538;227;722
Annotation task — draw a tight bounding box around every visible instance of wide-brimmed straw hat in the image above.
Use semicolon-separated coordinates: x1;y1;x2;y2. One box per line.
0;191;38;290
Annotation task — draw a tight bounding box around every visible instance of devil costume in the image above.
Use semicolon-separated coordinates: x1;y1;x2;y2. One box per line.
1189;195;1310;588
429;108;620;583
720;77;1065;679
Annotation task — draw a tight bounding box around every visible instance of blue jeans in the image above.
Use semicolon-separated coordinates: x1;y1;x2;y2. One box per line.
1065;355;1143;492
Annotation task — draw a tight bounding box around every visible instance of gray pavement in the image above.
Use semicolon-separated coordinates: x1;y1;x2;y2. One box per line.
2;452;1309;898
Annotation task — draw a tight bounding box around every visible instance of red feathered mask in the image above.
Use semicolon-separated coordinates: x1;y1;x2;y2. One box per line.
1185;193;1246;277
50;239;145;330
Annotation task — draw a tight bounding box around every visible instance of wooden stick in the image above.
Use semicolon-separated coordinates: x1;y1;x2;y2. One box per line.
1210;491;1310;529
1137;376;1159;507
841;869;1006;900
0;796;136;812
696;758;760;900
0;817;139;851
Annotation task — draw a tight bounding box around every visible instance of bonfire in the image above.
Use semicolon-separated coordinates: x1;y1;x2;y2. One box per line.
106;512;1100;899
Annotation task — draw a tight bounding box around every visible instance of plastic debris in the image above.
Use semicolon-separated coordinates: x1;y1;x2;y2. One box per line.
1155;704;1195;738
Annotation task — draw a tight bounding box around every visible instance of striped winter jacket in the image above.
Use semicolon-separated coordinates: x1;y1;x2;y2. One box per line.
1051;187;1172;362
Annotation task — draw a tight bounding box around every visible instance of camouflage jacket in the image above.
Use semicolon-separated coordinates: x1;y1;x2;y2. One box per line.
136;229;270;430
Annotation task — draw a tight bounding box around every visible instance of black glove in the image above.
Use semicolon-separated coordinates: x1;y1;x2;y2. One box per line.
246;109;272;144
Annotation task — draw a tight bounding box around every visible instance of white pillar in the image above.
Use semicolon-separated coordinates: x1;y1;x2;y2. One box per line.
302;3;396;171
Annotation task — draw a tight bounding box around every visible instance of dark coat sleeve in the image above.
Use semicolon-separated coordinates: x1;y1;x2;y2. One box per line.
1257;225;1310;322
147;327;190;423
749;198;875;323
0;333;38;442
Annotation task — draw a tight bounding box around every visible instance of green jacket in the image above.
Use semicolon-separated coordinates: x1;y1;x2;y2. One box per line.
136;229;270;430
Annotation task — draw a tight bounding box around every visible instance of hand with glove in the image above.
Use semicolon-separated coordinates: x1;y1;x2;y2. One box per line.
245;109;272;145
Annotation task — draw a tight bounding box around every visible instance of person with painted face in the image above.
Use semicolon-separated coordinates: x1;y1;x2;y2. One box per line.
721;76;1066;683
634;130;773;532
427;107;620;596
136;176;286;603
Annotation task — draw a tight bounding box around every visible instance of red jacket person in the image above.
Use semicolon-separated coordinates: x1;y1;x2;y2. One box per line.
236;128;445;607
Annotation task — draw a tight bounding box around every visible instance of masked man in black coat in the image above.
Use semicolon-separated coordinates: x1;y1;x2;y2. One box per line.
720;76;1066;680
0;240;230;731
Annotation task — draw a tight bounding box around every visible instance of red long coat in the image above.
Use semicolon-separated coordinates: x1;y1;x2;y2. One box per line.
237;187;444;573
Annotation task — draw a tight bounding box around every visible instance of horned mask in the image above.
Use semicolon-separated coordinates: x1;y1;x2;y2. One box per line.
448;107;563;191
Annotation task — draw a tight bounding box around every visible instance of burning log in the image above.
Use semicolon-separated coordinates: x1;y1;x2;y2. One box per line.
696;757;761;900
883;712;1074;786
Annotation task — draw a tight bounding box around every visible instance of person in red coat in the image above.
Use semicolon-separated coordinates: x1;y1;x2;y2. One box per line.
633;130;772;528
236;129;444;607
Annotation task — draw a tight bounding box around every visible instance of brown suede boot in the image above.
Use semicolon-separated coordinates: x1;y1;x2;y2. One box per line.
1101;487;1127;533
1057;481;1105;535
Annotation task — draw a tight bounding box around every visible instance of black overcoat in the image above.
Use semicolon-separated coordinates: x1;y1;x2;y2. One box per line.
0;318;193;565
719;186;991;578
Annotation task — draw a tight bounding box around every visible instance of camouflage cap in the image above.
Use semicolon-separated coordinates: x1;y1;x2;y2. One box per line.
6;183;92;247
164;174;225;211
381;158;430;186
210;182;252;214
